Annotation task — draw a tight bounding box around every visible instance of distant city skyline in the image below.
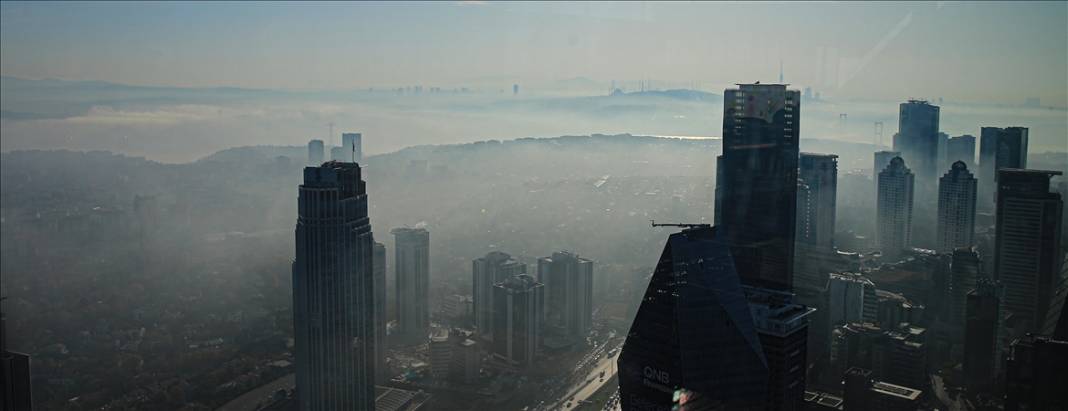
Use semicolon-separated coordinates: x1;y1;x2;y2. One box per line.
1;2;1065;106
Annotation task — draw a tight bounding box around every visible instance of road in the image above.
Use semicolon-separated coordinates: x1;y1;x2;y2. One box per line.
216;373;294;411
557;350;621;410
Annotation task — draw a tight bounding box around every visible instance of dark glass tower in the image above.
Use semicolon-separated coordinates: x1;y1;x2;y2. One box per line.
293;161;376;411
618;226;769;410
893;100;940;187
994;169;1063;335
717;83;800;291
946;134;976;171
796;153;838;249
1005;334;1068;411
979;127;1028;210
963;277;1000;391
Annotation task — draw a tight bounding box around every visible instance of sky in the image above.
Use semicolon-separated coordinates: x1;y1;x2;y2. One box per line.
2;1;1067;105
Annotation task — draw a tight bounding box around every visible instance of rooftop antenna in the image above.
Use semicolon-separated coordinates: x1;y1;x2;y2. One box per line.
650;220;711;229
779;60;784;83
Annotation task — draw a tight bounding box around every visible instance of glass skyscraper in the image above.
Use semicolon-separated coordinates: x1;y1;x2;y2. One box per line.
716;83;800;291
292;161;376;411
618;226;769;411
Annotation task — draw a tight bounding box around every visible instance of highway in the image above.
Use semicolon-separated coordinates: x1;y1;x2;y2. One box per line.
556;348;621;410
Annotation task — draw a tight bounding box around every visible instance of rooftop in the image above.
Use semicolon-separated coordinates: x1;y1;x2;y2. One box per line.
871;381;922;400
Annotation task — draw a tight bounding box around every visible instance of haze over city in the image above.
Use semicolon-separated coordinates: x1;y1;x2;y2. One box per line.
1;2;1066;411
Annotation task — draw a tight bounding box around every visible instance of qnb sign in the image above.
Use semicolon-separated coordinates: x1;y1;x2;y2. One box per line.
643;366;670;385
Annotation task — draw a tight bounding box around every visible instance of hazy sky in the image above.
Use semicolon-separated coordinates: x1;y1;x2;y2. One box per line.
2;1;1066;105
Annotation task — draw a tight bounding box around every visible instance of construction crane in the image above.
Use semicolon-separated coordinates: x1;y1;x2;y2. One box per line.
650;220;710;229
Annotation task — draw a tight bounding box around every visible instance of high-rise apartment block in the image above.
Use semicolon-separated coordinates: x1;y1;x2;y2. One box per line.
937;161;977;252
491;275;544;367
472;252;526;338
537;251;594;344
876;157;915;260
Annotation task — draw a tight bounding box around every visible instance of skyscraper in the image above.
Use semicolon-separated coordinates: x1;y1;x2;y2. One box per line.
874;151;901;180
393;227;430;344
537;251;594;344
618;226;769;410
826;272;878;327
797;153;838;248
947;248;983;336
717;83;800;291
293;161;375;410
491;274;544;366
342;133;363;163
373;241;387;383
963;277;1000;391
995;169;1063;335
876;157;915;260
979;127;1029;210
308;139;325;165
936;161;977;252
745;286;815;411
893;100;940;187
428;328;451;380
946;134;976;170
472;251;526;338
1005;334;1068;411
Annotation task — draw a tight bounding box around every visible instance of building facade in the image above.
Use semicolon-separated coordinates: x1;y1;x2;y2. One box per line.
994;169;1063;335
537;251;594;344
936;161;977;252
618;226;769;410
293;162;376;410
373;241;387;383
979;126;1028;210
342;132;363;163
393;227;430;344
1005;335;1068;411
946;134;976;171
308;139;324;166
472;252;527;338
745;287;815;411
876;157;915;260
491;275;544;366
826;272;878;327
893;100;940;188
963;277;1000;391
716;83;800;291
797;153;838;249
